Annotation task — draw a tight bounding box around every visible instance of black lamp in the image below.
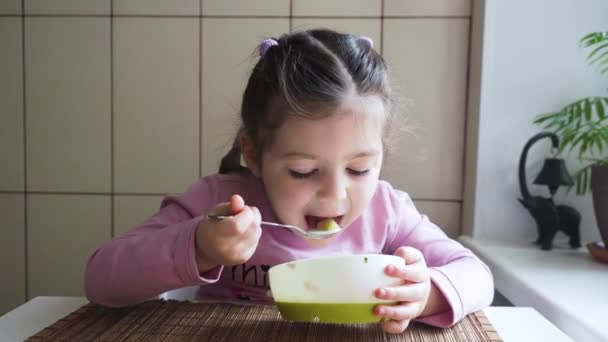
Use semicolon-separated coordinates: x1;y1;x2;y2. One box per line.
533;158;574;196
518;132;581;250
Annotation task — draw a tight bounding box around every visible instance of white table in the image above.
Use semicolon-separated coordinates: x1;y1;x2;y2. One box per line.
0;297;572;341
460;236;608;342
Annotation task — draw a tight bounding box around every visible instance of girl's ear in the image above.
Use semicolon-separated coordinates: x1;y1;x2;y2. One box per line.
239;133;260;177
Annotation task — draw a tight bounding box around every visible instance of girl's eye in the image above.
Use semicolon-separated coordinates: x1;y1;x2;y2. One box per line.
348;169;369;176
289;169;317;179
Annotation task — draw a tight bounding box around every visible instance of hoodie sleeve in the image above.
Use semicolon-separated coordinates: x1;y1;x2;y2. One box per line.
84;176;223;307
383;190;494;327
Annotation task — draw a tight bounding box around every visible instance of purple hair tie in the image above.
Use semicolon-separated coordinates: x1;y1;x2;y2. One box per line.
359;36;374;49
259;38;278;57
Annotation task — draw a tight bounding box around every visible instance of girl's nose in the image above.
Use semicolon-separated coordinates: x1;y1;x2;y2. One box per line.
318;173;348;203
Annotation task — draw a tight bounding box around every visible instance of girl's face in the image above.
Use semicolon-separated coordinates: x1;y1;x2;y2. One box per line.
251;95;386;242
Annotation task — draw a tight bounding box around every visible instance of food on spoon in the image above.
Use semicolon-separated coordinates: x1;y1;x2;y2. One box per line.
316;218;340;231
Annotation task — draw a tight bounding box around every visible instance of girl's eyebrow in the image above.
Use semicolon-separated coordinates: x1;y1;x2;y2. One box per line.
280;150;380;160
280;152;317;160
349;150;380;159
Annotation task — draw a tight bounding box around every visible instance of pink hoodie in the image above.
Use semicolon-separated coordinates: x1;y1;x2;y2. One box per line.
85;172;493;327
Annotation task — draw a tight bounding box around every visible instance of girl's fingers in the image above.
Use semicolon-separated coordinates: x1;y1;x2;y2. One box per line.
251;206;262;225
376;302;419;321
375;302;419;332
375;282;427;302
235;237;260;260
208;202;231;216
380;318;411;334
230;194;245;214
248;207;263;241
208;204;260;237
394;246;425;267
384;263;428;283
233;206;258;233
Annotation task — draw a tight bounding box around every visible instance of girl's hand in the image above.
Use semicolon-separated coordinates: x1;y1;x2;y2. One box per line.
195;194;262;272
374;246;431;334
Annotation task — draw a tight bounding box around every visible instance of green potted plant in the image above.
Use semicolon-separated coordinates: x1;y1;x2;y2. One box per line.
534;31;608;258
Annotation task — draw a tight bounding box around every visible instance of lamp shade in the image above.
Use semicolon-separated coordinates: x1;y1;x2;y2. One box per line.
534;158;574;195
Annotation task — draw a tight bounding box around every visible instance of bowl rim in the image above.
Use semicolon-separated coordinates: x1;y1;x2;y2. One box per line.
269;253;404;270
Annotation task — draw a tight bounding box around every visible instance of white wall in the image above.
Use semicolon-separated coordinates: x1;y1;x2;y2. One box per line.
473;0;607;244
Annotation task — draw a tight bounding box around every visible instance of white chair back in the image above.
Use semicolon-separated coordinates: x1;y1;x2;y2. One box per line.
160;285;200;301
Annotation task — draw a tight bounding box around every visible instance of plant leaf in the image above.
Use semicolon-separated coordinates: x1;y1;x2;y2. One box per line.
570;131;588;155
580;32;608;47
532;94;608;164
600;132;608;155
580;32;598;46
580;139;589;159
583;98;592;121
595;136;603;154
597;98;606;119
534;111;562;124
589;50;608;65
572;101;583;126
582;167;589;195
587;42;608;60
576;168;585;194
560;130;577;153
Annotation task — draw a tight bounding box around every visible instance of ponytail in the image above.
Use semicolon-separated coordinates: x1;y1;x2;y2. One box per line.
218;130;248;174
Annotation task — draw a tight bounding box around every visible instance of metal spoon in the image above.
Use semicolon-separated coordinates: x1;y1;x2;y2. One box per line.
207;214;341;239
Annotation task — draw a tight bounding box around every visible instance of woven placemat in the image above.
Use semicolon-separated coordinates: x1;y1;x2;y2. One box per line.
26;300;502;341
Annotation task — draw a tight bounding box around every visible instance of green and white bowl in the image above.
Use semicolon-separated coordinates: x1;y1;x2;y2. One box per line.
268;254;403;323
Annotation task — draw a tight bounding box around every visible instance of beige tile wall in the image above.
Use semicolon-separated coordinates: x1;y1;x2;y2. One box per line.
0;17;23;191
0;0;471;315
25;17;111;192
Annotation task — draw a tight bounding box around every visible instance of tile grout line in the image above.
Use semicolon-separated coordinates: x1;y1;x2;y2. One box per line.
110;0;115;238
0;190;460;203
8;14;472;19
19;0;27;302
380;0;384;55
21;0;28;302
460;2;474;236
199;8;202;178
2;191;167;196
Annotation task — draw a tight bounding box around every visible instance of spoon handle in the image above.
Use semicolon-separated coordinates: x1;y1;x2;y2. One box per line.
206;213;337;240
258;221;294;229
207;214;293;229
207;214;237;220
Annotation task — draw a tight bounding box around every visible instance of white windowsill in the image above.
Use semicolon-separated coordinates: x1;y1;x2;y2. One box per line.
458;236;608;342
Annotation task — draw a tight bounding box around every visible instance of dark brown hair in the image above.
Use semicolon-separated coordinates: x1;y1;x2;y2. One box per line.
219;29;393;174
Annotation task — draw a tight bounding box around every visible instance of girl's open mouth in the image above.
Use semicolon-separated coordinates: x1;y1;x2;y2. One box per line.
305;215;344;230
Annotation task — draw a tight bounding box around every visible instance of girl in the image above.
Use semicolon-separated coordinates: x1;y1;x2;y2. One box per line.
85;29;493;334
